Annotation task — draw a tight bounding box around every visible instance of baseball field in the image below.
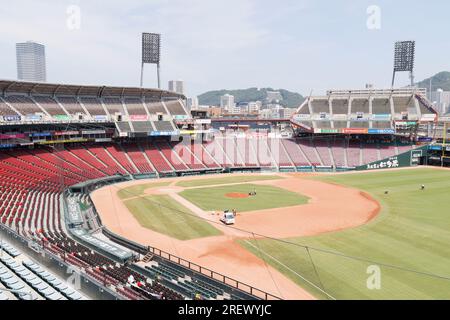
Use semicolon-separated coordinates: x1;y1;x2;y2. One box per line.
91;168;450;300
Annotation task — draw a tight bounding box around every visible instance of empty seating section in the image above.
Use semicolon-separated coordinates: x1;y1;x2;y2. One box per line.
170;142;205;169
80;97;106;116
282;139;310;166
331;99;349;114
145;101;166;114
4;96;42;115
125;98;147;116
314;139;333;166
333;121;347;128
33;97;66;116
56;97;86;115
88;145;127;175
206;139;235;167
311;99;329;113
362;143;379;164
316;121;331;128
379;144;397;159
371;98;391;114
252;139;273;166
350;121;369;128
297;103;310;114
298;140;321;166
122;144;154;173
236;137;258;166
66;145;111;175
417;98;433;114
103;98;125;115
141;142;173;172
346;141;361;167
0;98;20;116
351;99;369;113
268;138;292;167
393;96;415;114
372;121;392;129
331;139;346;167
188;142;219;168
154;121;174;132
105;145;138;174
131;121;153;132
156;142;188;170
117;122;131;132
164;100;186;115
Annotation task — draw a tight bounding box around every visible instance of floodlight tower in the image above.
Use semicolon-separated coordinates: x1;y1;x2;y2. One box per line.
391;41;416;88
140;33;161;89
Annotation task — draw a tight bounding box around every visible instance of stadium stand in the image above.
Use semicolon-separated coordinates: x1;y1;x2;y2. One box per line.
80;97;106;116
4;96;43;115
0;97;20;116
56;97;87;116
33;96;67;116
164;100;187;116
124;98;147;116
145;101;166;115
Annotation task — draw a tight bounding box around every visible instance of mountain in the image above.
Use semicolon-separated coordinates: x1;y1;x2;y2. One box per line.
417;71;450;91
197;87;305;108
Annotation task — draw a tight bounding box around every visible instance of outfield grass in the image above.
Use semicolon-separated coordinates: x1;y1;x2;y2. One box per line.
240;168;450;299
124;194;221;240
117;181;172;200
179;183;308;212
175;175;283;188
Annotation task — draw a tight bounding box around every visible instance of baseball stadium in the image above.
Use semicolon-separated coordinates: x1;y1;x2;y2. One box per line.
1;4;450;303
0;75;449;301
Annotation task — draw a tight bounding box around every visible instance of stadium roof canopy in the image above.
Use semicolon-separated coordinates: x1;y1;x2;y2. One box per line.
0;79;185;99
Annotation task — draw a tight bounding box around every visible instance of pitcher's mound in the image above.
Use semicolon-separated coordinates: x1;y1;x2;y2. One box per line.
225;193;250;199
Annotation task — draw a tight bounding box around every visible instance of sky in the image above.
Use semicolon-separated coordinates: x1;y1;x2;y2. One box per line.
0;0;449;97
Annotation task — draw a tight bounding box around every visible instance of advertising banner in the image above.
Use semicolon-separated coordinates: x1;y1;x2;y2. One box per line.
32;132;52;137
54;130;79;136
25;114;42;121
93;115;108;121
81;130;106;135
342;128;368;134
149;130;179;136
53;115;71;121
371;114;391;120
2;115;21;122
368;129;395;135
130;115;148;121
0;133;26;139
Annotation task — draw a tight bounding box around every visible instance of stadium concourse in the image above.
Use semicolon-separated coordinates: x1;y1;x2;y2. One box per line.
0;80;437;300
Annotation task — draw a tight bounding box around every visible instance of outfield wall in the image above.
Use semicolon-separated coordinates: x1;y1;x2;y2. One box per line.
356;146;427;171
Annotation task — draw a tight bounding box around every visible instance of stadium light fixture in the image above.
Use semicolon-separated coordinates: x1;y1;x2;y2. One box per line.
391;41;416;88
140;32;161;89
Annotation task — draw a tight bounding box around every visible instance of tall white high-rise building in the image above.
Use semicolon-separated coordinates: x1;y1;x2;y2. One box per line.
431;89;450;114
220;94;235;111
16;41;46;82
168;80;185;94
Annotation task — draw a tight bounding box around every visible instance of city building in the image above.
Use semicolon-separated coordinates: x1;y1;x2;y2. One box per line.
16;41;46;82
220;94;235;111
168;80;185;94
431;89;450;115
248;101;261;114
187;97;199;110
